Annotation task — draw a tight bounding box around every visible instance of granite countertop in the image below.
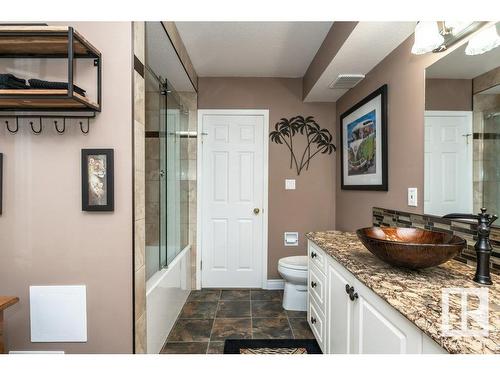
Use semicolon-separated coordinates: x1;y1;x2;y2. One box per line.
306;231;500;354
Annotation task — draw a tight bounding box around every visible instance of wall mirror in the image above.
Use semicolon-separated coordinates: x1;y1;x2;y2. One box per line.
424;22;500;220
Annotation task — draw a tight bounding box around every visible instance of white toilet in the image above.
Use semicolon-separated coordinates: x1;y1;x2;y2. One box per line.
278;255;308;311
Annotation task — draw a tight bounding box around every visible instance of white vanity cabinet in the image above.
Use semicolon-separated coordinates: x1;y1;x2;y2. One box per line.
307;240;447;354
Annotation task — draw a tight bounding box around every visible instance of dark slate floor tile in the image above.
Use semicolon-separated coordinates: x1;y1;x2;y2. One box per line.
207;341;225;354
252;317;293;339
251;289;282;301
220;289;251;301
160;342;208;354
187;289;221;302
210;318;252;341
289;318;315;339
285;309;307;318
251;300;286;318
179;301;218;319
167;319;213;342
216;300;251;318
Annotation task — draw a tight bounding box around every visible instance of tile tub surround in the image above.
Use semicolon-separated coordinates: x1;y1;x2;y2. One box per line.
306;231;500;354
160;289;315;354
372;207;500;274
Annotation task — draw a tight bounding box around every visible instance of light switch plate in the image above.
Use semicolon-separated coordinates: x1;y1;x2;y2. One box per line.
285;179;296;190
408;187;418;207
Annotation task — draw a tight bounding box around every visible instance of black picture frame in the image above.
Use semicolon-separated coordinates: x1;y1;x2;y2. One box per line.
81;149;114;211
0;153;3;215
340;84;388;191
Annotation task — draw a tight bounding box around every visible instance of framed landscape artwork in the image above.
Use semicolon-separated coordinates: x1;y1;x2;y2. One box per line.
81;149;114;211
340;84;388;191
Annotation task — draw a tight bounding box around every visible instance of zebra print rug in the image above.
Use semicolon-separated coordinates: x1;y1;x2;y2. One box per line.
223;339;322;354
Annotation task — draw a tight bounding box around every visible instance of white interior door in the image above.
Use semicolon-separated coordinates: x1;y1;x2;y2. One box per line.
200;110;268;288
424;111;473;216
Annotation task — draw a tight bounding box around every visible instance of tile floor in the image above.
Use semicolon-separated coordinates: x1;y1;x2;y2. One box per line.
160;288;315;354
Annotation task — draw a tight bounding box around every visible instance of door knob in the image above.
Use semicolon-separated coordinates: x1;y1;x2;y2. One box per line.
253;208;260;215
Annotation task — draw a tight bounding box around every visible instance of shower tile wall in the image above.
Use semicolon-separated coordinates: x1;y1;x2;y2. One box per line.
145;74;160;251
133;21;147;354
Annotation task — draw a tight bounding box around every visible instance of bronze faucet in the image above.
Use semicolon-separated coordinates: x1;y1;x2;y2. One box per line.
443;208;498;285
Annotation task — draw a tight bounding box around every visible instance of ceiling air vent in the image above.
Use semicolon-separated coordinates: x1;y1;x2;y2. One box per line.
328;74;365;90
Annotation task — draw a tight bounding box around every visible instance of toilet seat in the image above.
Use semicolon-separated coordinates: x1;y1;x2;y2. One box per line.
278;256;307;271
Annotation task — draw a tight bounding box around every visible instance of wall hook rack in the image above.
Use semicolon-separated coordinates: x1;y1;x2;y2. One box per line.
1;112;93;135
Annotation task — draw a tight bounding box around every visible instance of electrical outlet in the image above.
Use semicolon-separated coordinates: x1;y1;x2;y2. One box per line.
285;179;296;190
408;188;418;207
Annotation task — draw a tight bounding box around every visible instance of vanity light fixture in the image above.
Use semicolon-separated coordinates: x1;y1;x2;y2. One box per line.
411;21;488;55
411;22;444;55
443;21;474;36
465;24;500;55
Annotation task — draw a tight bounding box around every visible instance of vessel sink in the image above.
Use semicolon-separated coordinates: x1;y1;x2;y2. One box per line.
356;227;466;269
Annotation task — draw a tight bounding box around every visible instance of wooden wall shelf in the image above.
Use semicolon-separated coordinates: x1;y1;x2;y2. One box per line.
0;89;99;111
0;25;102;117
0;26;100;58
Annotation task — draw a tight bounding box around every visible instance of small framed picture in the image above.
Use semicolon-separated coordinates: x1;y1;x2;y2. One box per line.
81;149;114;211
340;84;388;191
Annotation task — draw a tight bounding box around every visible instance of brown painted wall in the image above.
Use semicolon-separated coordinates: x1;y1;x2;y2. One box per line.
0;22;133;353
198;77;336;279
335;36;464;231
425;78;472;111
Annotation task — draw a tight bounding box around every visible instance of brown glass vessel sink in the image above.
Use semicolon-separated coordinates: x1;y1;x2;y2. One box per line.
356;227;466;269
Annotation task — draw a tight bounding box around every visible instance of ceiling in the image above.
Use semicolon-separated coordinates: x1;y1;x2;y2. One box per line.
304;22;416;102
426;23;500;80
175;22;332;77
146;22;195;92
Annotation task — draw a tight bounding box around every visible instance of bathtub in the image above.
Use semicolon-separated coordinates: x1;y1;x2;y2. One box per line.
146;245;191;354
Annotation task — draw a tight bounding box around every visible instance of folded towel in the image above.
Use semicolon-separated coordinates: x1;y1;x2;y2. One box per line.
28;79;86;96
0;73;27;85
0;73;29;89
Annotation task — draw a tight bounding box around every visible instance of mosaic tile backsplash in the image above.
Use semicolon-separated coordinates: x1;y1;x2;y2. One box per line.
373;207;500;275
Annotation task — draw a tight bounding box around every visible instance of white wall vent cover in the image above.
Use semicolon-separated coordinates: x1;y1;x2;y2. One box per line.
328;74;365;89
30;285;87;342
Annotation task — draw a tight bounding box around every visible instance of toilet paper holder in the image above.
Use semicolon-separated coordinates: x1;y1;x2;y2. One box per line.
284;232;299;246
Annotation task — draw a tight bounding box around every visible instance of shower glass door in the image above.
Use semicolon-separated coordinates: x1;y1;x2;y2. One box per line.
158;81;188;267
145;21;191;279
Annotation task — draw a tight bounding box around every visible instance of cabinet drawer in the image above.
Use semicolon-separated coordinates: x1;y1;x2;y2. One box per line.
308;262;326;313
308;241;326;274
308;297;326;352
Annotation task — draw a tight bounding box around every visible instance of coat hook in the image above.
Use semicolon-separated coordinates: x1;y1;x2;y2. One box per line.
30;118;42;134
80;118;90;134
6;119;19;134
54;119;65;134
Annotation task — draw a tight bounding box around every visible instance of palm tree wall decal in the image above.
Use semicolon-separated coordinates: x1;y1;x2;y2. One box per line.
269;115;336;175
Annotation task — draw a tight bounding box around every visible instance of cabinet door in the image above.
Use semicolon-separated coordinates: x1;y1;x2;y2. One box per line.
351;280;422;354
327;263;355;354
